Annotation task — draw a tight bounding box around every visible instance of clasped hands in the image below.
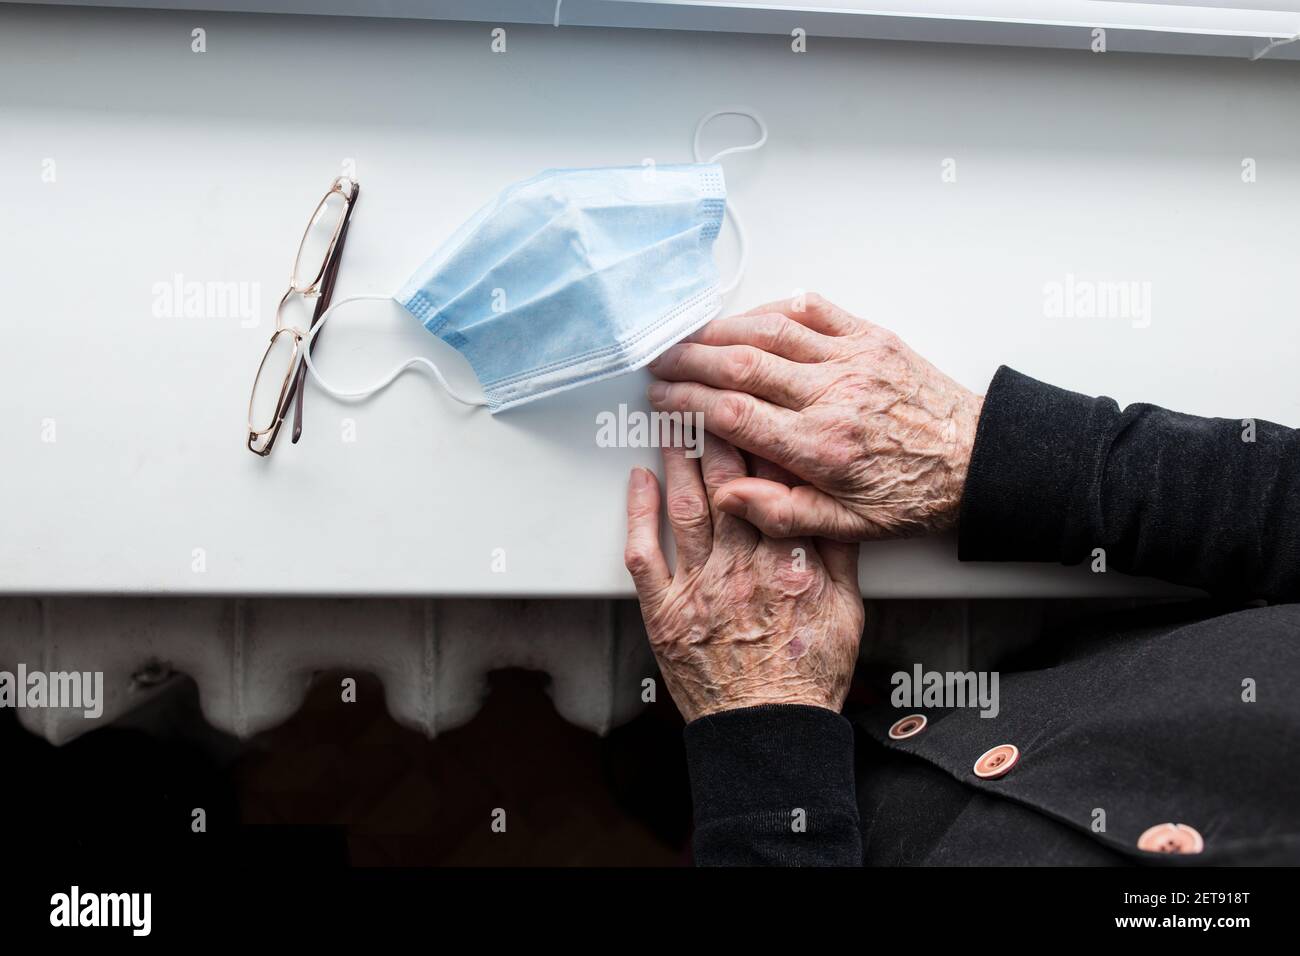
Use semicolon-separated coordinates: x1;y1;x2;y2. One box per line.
624;294;983;721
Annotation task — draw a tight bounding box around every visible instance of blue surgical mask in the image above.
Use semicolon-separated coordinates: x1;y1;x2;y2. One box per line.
302;109;766;412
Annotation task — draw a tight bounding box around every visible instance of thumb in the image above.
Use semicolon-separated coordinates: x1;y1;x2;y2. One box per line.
816;538;861;593
713;477;870;541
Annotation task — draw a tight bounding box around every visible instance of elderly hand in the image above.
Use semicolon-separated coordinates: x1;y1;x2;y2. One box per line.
646;294;983;541
624;439;864;722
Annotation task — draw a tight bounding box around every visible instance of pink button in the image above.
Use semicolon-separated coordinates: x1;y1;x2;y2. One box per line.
888;714;927;740
973;744;1020;779
1137;823;1204;855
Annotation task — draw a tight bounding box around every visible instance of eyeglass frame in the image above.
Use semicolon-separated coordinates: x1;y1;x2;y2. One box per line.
247;176;359;457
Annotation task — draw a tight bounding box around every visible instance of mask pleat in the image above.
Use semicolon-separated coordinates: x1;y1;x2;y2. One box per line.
396;162;729;412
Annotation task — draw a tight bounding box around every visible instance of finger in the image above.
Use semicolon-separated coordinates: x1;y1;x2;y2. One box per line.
816;538;861;594
683;312;834;363
741;292;864;337
713;477;873;541
749;453;801;487
624;467;670;606
697;434;758;552
647;381;811;475
649;343;818;410
660;443;713;572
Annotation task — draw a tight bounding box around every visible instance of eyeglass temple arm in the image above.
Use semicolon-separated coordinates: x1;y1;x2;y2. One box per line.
289;180;360;444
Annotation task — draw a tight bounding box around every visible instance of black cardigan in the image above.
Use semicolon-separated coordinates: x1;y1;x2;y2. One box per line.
683;367;1300;866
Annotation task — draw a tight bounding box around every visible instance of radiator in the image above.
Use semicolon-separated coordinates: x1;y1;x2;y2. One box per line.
0;598;656;745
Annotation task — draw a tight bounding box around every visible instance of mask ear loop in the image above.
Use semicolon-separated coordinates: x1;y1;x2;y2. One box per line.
300;293;488;406
300;115;766;407
693;108;768;297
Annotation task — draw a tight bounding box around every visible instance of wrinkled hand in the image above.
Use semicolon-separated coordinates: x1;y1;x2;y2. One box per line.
624;439;864;722
647;294;983;541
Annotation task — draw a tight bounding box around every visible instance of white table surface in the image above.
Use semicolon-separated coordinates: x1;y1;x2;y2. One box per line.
2;3;1296;597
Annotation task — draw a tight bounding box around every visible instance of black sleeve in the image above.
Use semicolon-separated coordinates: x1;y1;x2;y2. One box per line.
683;704;861;866
958;366;1300;602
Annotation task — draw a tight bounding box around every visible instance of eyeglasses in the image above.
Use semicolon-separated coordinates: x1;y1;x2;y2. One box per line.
247;175;359;456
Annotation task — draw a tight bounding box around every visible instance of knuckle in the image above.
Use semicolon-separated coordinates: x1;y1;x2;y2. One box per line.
803;291;829;312
666;493;710;528
623;546;648;574
679;383;709;412
724;347;760;386
713;393;752;436
870;324;904;352
769;498;796;537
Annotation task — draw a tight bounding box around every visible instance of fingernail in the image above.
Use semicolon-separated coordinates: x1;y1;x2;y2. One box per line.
717;492;747;518
631;466;652;489
650;345;680;369
647;382;668;403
